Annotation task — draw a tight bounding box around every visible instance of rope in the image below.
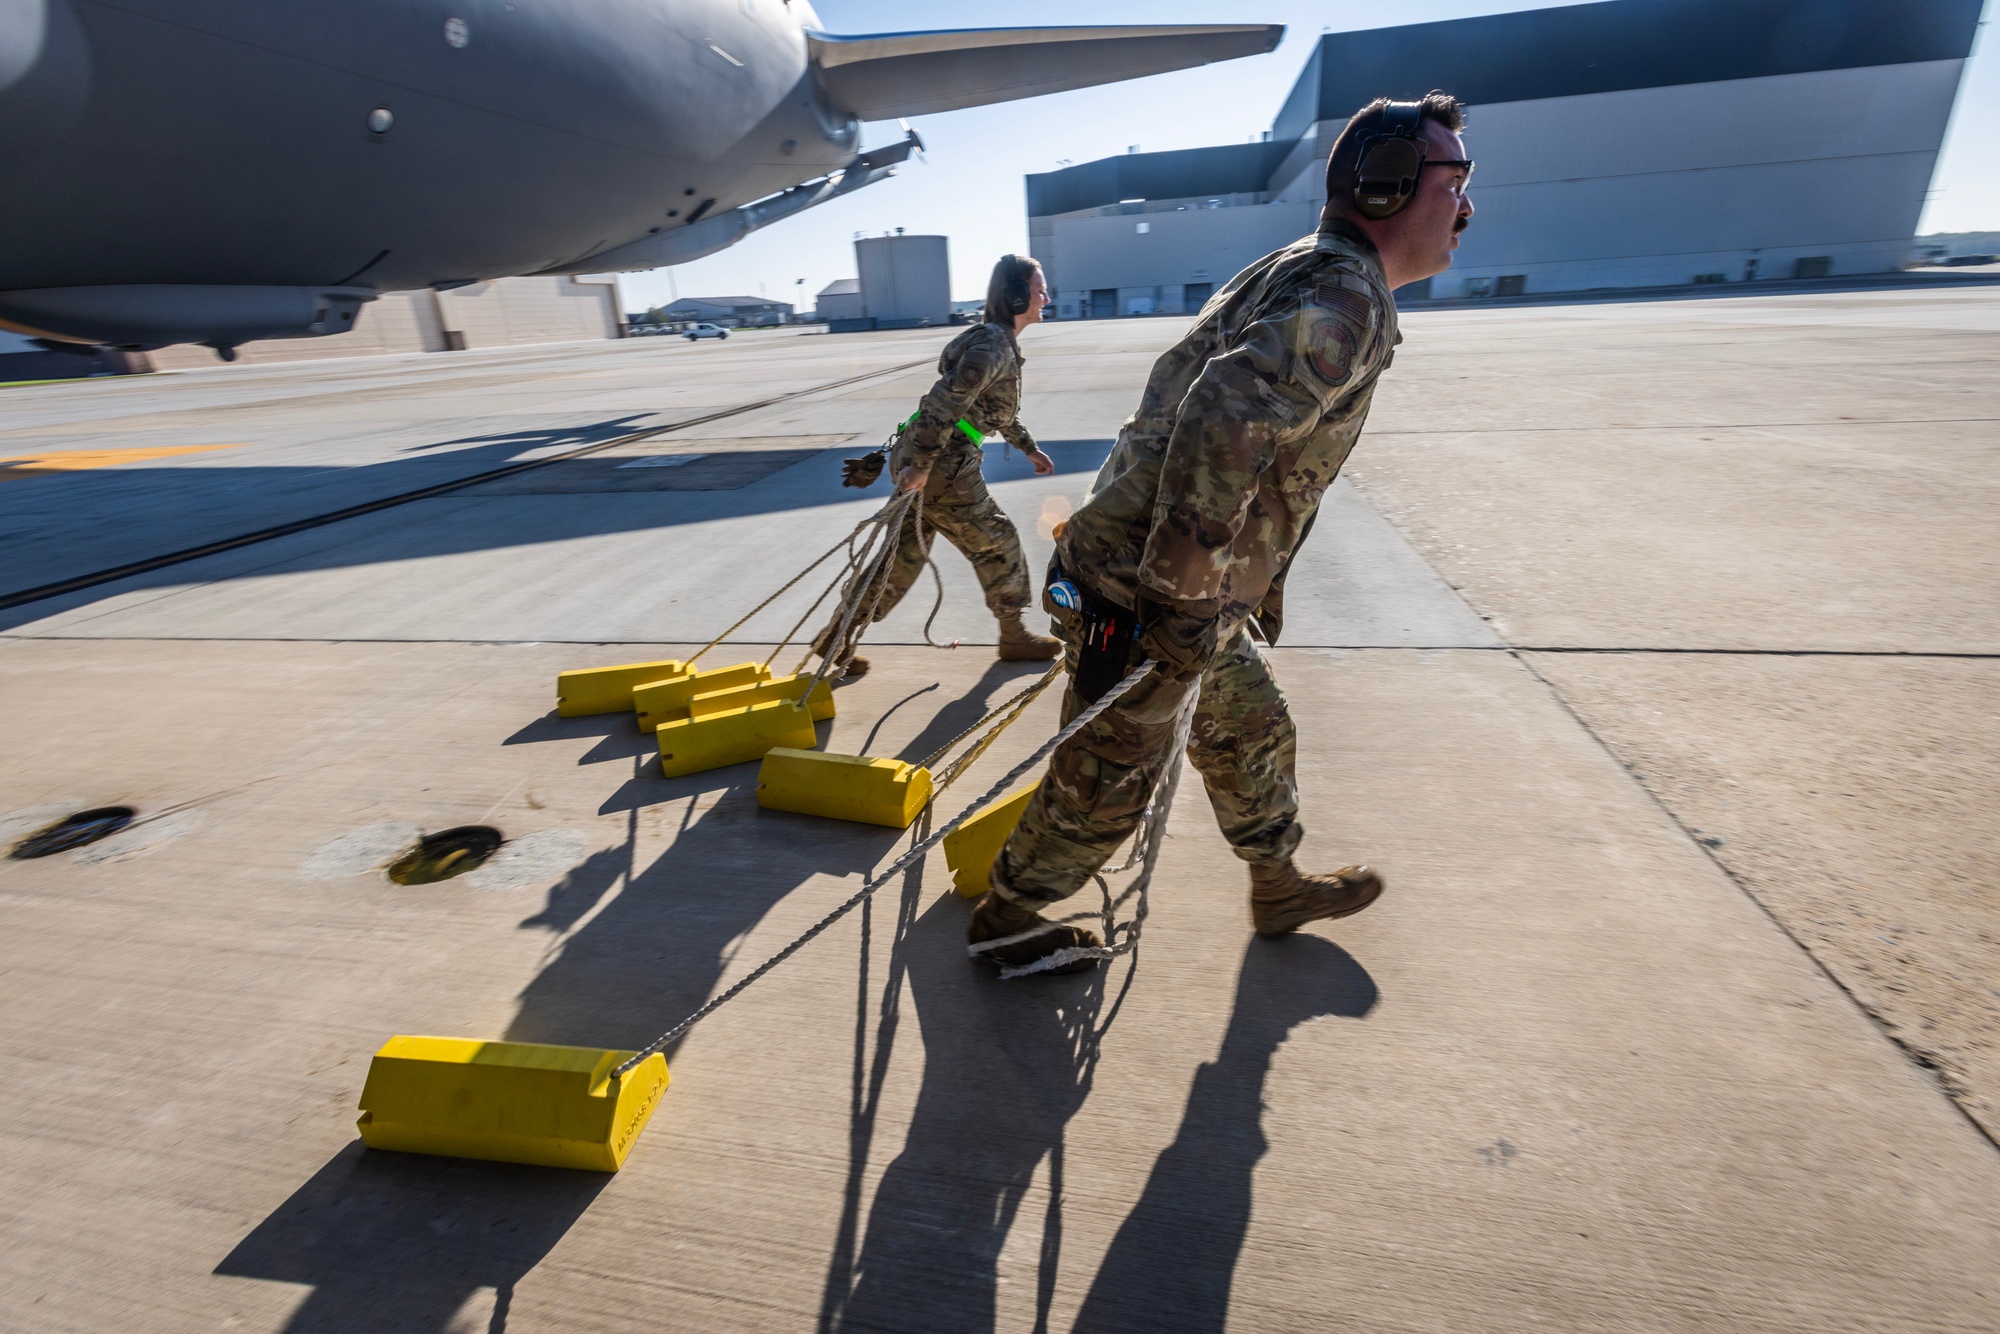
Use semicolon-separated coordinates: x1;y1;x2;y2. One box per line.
983;690;1198;981
917;660;1064;772
797;488;919;695
926;661;1065;796
610;659;1157;1078
684;491;914;668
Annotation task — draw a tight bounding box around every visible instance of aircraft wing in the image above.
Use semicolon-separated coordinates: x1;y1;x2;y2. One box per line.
808;24;1284;121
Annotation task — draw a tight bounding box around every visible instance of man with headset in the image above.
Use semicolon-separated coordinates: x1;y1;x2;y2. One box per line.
969;94;1476;974
815;254;1062;677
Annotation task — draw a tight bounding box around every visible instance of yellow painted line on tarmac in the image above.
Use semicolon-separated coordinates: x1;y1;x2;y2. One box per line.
0;443;245;480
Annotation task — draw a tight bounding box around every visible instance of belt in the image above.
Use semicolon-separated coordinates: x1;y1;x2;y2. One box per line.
902;412;986;447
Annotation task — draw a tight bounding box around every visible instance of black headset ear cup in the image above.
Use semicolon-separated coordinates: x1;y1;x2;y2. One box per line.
1353;136;1424;219
1351;101;1426;220
1003;256;1032;316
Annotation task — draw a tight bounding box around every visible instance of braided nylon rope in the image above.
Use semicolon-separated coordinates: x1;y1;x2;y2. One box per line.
924;660;1066;794
610;659;1157;1078
980;690;1198;980
799;488;919;694
686;487;919;669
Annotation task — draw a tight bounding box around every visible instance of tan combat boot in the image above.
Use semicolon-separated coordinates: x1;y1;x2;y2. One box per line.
810;625;869;679
967;892;1103;975
996;613;1061;662
1249;860;1384;937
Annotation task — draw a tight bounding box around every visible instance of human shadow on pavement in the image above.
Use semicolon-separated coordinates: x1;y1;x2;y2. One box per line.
821;890;1133;1334
215;664;1056;1332
214;1140;606;1333
216;739;907;1330
1070;935;1378;1333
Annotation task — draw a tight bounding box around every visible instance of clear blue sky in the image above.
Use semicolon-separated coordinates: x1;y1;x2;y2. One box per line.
619;0;1998;313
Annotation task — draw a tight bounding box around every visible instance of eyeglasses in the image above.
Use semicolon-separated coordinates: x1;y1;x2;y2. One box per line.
1421;158;1475;196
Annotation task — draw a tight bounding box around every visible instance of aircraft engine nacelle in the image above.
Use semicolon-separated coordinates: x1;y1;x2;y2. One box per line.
0;285;376;355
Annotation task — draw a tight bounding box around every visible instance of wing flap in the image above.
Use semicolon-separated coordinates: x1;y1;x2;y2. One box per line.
808;24;1283;121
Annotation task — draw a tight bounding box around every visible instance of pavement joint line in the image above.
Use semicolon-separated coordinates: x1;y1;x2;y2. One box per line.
1505;644;2000;1159
6;636;1999;658
0;356;929;614
1369;416;2000;435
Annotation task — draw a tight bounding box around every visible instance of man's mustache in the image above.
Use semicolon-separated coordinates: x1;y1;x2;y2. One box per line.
1453;214;1470;234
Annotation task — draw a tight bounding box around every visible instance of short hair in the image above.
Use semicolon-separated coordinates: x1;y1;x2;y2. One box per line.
983;254;1043;326
1324;92;1466;208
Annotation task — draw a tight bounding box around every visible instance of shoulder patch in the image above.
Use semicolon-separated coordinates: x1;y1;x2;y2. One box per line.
1302;312;1358;390
1313;282;1374;330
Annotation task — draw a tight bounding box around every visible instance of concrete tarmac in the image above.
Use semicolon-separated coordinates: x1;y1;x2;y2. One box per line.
2;299;1997;1332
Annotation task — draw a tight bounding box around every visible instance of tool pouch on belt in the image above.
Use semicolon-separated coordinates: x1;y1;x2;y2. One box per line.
1044;559;1140;705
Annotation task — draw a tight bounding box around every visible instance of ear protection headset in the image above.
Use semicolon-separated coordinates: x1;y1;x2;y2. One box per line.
1351;100;1427;220
1000;255;1034;317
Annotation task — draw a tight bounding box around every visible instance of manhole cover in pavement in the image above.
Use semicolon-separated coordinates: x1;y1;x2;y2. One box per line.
387;826;504;885
10;806;137;859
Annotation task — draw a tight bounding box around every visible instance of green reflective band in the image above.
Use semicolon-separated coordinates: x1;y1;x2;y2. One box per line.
898;414;985;446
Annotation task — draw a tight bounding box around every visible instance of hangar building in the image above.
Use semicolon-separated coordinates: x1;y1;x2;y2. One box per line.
1027;0;1981;314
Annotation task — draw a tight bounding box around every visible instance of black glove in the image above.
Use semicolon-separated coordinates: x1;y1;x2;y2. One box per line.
1135;593;1223;682
841;449;886;489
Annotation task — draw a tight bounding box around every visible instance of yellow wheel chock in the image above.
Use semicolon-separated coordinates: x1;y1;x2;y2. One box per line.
941;783;1039;897
633;661;770;733
655;674;835;778
356;1036;669;1172
756;748;935;828
555;658;686;717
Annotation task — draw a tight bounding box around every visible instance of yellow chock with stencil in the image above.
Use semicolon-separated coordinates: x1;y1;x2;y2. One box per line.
941;783;1039;897
633;661;770;733
757;749;935;828
556;659;687;717
356;1036;669;1172
656;688;828;777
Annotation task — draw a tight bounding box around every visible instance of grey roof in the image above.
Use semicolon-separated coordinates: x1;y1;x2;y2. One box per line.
817;278;861;296
1030;0;1981;220
1272;0;1982;142
1026;142;1287;219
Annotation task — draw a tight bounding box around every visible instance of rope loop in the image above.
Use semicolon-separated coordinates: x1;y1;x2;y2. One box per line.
610;659;1158;1078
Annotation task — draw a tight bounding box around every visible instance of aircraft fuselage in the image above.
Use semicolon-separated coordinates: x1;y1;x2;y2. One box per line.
1;0;855;296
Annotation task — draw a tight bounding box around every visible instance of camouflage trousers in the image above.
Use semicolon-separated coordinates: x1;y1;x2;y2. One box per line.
872;445;1031;622
993;626;1302;904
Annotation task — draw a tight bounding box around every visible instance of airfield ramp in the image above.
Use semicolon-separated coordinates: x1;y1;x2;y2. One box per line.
2;295;1997;1331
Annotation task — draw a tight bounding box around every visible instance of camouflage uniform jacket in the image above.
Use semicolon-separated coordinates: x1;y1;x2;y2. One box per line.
888;321;1038;474
1057;220;1399;640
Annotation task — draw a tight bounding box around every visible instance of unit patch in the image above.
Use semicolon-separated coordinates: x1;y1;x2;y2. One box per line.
1303;313;1358;389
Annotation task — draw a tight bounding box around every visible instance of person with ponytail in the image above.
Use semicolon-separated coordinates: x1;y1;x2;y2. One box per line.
818;253;1060;676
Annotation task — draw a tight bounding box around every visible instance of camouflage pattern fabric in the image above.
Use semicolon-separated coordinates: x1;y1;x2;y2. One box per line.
870;427;1032;622
993;220;1399;903
889;321;1038;476
1057;218;1398;633
993;626;1299;904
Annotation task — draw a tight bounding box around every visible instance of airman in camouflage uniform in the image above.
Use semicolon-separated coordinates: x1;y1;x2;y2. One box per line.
819;256;1061;676
971;95;1476;972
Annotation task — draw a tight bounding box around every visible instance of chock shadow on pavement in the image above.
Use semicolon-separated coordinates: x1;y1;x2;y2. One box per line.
214;1140;607;1333
502;710;659;769
213;668;1069;1334
821;887;1134;1334
884;660;1056;768
1071;936;1378;1333
506;658;1057;1052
